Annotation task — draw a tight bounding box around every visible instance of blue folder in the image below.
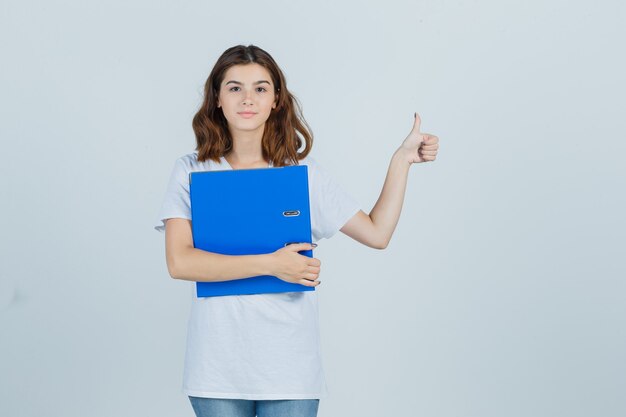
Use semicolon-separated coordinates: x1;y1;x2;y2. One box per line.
189;165;315;297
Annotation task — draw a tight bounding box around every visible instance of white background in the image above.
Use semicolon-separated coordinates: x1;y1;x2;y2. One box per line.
1;1;624;416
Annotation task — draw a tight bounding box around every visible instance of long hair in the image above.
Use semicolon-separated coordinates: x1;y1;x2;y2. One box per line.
192;45;313;167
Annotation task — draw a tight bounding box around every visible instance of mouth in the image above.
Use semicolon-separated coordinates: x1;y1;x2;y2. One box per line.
238;112;257;117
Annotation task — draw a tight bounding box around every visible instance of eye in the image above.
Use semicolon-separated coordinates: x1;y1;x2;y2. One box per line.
256;87;267;92
229;86;240;92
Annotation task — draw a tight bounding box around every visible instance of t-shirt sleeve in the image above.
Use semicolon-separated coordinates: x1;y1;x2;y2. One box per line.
309;158;362;242
154;158;191;233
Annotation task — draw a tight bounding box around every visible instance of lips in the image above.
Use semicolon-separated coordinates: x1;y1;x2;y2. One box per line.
238;112;257;118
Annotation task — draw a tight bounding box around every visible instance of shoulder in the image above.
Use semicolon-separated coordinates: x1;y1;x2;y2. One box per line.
163;152;202;188
292;156;325;183
296;154;321;171
176;151;199;168
171;151;208;174
297;155;337;181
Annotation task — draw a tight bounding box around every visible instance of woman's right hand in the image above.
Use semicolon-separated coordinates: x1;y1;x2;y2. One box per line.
269;243;321;287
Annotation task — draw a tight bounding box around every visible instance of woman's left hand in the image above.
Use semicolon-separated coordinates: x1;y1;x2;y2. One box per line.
398;112;439;164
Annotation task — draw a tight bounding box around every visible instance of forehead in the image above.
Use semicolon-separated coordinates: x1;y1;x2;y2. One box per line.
222;63;273;85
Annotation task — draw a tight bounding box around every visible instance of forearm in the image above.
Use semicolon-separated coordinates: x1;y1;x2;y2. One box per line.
369;148;412;247
170;248;274;282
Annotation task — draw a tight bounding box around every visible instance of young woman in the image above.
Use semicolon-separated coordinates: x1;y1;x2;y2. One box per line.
154;44;439;417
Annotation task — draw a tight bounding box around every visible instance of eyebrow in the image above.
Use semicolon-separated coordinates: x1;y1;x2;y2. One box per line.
225;80;272;86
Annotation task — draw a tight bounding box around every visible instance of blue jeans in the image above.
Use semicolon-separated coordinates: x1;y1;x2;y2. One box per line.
188;396;320;417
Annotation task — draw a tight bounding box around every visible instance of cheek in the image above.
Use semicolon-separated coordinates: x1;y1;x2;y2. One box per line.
262;98;276;110
220;100;237;115
218;93;234;107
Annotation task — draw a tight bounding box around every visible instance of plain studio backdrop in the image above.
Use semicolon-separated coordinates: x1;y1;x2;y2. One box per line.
1;1;624;416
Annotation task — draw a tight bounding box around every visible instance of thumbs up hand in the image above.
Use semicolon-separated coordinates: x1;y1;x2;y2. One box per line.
399;112;439;164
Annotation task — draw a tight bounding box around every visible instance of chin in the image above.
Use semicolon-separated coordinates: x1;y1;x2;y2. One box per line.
232;124;264;133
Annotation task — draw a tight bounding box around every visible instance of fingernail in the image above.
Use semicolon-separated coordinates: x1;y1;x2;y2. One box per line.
311;243;318;248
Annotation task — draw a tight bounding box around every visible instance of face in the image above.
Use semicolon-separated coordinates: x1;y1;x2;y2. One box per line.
217;63;278;137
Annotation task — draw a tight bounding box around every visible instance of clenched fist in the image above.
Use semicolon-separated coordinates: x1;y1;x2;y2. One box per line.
399;112;439;164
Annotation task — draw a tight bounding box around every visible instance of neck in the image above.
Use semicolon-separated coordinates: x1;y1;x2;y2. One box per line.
226;127;266;165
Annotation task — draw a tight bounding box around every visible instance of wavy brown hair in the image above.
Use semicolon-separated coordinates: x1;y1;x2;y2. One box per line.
192;44;313;167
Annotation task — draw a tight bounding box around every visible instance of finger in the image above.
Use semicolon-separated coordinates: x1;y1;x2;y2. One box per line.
418;147;437;157
306;266;321;274
300;276;320;286
303;272;319;281
412;112;422;134
422;134;438;144
286;242;317;251
307;258;321;267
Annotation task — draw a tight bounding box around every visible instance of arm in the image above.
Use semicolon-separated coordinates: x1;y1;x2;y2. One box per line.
165;218;273;282
341;113;439;249
164;218;321;286
340;150;410;249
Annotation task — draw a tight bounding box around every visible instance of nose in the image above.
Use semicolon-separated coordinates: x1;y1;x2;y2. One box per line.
242;89;254;106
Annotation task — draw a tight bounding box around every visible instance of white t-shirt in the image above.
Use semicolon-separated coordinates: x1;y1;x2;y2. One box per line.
154;151;361;400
